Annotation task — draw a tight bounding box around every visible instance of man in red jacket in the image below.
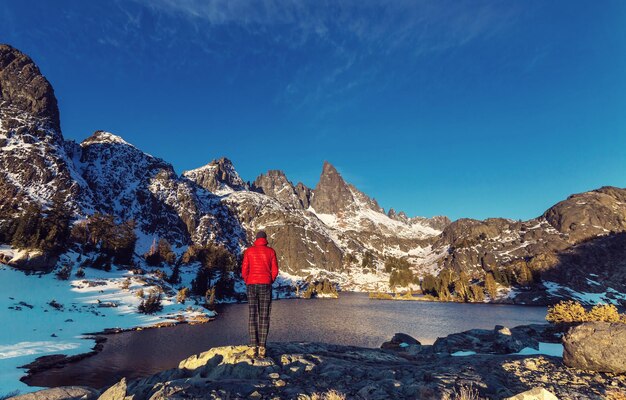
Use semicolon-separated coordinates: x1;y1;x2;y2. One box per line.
241;230;279;358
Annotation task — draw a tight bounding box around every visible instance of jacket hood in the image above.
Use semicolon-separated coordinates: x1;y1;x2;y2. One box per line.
253;237;268;246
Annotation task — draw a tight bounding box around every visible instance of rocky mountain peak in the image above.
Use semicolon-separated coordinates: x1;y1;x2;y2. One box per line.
0;45;83;212
388;209;452;231
81;130;133;147
388;208;408;221
310;161;354;214
252;170;309;209
542;186;626;243
0;44;60;135
183;157;248;195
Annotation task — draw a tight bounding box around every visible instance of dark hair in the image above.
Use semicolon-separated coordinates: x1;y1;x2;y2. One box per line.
256;230;267;239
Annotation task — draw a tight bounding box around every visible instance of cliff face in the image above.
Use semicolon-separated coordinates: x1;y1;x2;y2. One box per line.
0;44;85;214
432;187;626;304
0;44;60;134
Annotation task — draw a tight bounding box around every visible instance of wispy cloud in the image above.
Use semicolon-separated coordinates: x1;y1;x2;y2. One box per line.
129;0;521;53
2;0;524;118
123;0;523;113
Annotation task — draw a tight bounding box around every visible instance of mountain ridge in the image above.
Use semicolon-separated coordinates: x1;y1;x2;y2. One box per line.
1;44;625;305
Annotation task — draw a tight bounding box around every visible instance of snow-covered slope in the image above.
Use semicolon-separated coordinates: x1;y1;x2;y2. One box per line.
0;252;215;394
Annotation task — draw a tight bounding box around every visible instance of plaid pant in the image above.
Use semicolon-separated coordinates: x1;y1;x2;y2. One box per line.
247;284;272;347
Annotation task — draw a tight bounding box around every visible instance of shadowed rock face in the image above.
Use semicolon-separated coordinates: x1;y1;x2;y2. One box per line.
79;132;246;249
431;187;626;304
0;44;60;134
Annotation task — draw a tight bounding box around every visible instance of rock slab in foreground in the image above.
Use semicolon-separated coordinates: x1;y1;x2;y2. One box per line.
8;386;99;400
90;339;625;399
563;322;626;373
15;326;626;400
503;387;558;400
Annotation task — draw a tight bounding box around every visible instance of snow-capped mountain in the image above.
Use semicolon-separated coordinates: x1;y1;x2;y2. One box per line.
77;130;247;250
1;43;626;303
0;44;444;285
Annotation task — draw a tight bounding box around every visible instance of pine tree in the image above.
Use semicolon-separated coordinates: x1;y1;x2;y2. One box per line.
176;287;190;304
112;219;136;265
453;271;470;302
205;287;216;310
40;196;72;254
138;289;163;314
421;274;438;296
168;264;181;285
11;204;44;249
470;284;485;302
517;264;533;287
484;272;497;299
157;238;176;265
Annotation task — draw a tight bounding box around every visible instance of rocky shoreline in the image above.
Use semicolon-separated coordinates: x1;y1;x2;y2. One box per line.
18;315;217;386
11;323;626;400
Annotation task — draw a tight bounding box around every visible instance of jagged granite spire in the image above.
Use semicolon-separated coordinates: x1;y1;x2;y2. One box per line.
310;161;382;215
0;44;61;135
310;161;354;214
0;44;83;211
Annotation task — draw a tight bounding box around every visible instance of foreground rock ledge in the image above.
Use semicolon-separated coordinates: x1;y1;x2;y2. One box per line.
15;335;626;400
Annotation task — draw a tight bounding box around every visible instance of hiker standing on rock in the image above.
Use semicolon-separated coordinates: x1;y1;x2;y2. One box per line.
241;230;279;358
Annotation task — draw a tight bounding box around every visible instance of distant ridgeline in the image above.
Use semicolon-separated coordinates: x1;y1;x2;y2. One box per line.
1;43;626;305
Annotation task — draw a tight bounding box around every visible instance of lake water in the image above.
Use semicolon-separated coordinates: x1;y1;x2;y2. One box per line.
25;292;547;389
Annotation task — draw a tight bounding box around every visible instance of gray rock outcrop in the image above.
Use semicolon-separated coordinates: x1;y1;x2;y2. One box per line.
430;325;539;355
26;331;625;400
8;386;99;400
563;322;626;373
0;44;60;133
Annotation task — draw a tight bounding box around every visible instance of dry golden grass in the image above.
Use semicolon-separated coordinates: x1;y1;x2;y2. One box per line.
309;390;347;400
606;390;626;400
368;291;393;300
368;291;436;301
442;385;484;400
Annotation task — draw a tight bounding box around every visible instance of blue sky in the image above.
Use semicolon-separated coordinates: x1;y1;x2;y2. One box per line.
1;1;625;221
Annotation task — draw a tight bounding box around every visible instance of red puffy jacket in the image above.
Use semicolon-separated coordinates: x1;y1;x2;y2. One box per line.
241;237;279;285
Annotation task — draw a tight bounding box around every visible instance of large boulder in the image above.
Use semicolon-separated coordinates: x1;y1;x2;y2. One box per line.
430;325;538;355
563;322;626;373
97;378;129;400
0;248;58;271
381;333;423;355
